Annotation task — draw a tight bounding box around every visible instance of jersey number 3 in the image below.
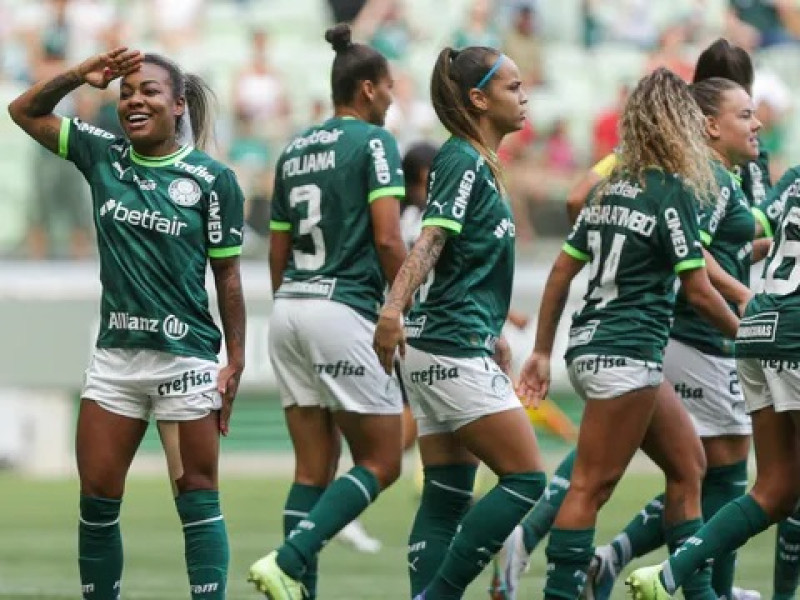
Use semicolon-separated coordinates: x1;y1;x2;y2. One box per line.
290;184;326;270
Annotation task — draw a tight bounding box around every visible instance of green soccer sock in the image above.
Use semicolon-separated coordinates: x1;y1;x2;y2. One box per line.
543;527;595;599
774;512;800;600
662;494;771;594
701;460;748;599
609;494;666;571
407;464;478;597
424;471;546;599
520;449;574;554
665;519;715;600
79;495;123;600
283;483;325;599
176;490;229;600
277;465;380;580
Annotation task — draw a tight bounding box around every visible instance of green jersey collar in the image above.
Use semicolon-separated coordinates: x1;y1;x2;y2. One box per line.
131;144;193;167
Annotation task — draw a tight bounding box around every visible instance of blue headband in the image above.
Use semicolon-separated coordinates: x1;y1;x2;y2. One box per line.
475;54;505;90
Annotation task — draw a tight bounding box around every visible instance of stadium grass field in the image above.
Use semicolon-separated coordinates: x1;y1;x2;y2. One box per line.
0;466;775;599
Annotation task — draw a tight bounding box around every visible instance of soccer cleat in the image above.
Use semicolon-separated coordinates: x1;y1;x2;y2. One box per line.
732;586;762;600
625;565;672;600
247;551;306;600
583;544;619;600
489;525;530;600
334;519;382;553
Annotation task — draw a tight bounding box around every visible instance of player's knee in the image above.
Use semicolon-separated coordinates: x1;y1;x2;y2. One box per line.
569;469;623;510
752;476;800;520
358;456;402;490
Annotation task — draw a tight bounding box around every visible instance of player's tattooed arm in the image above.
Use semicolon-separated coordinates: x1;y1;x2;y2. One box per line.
211;256;246;368
384;225;447;313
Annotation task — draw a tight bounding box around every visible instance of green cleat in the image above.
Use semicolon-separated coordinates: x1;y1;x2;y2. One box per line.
248;551;307;600
625;565;672;600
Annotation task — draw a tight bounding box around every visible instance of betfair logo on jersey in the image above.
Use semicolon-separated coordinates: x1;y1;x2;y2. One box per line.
100;199;188;236
409;364;459;384
313;360;366;377
494;218;515;239
175;161;215;184
605;180;643;199
674;382;703;400
737;311;778;343
369;138;391;185
285;128;343;153
157;369;213;395
453;170;475;219
664;207;689;258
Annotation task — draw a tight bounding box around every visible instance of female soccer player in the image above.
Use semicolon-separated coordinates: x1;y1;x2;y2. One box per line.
8;48;246;599
247;24;407;600
372;45;547;600
626;146;800;600
516;68;741;600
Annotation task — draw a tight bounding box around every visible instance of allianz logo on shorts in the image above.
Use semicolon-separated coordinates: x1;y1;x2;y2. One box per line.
99;198;188;237
313;360;365;377
157;370;213;396
409;365;459;384
108;312;190;341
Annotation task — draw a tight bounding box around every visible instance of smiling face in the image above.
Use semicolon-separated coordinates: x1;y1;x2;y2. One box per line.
473;57;528;136
708;86;761;166
118;62;184;153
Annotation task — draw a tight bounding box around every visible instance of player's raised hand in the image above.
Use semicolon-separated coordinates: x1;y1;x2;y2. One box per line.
373;306;405;375
77;47;143;89
516;351;550;408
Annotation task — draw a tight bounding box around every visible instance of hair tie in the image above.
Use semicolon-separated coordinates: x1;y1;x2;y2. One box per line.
476;54;505;90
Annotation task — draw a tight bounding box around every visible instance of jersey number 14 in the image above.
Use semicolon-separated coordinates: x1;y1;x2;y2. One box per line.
587;231;625;309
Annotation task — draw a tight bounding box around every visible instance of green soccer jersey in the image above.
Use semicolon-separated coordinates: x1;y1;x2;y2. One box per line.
405;137;515;358
58;117;245;361
736;149;771;206
564;169;705;364
737;165;800;359
269;116;405;321
671;163;755;356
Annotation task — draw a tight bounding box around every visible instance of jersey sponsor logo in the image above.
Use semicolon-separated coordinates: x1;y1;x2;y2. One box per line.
100;198;188;237
157;369;213;395
749;162;767;204
453;170;475;219
369;138;391;185
604;179;643;199
190;583;219;595
313;360;366;377
108;311;159;333
769;179;800;221
175;160;215;184
112;161;130;180
282;150;335;178
229;227;243;239
708;187;729;234
404;315;426;338
408;364;459;384
168;178;202;207
737;241;753;262
494;218;515;239
134;175;157;191
571;355;628;375
760;359;800;373
207;191;223;243
490;373;511;396
664;207;689;258
275;277;336;299
285;128;343;153
674;382;703;400
583;204;656;236
76;119;115;140
163;314;190;340
567;321;598;348
428;198;447;215
736;311;778;343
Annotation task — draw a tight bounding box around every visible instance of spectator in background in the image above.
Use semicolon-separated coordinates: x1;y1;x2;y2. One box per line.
25;5;92;259
727;0;800;48
384;70;437;154
591;83;628;164
150;0;204;55
498;119;537;242
452;0;501;50
753;68;792;177
585;0;659;49
327;0;368;24
502;4;544;89
366;0;413;62
644;22;695;82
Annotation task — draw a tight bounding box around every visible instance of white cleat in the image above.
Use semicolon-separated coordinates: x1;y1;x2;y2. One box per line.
732;586;762;600
490;525;530;600
334;519;382;554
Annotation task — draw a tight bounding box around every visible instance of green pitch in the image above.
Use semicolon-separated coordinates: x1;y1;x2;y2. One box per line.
0;469;775;599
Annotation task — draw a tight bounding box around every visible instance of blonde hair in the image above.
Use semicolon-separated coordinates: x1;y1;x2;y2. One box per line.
607;68;717;205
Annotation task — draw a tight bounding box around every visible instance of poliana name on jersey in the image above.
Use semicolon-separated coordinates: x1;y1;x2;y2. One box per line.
108;312;190;341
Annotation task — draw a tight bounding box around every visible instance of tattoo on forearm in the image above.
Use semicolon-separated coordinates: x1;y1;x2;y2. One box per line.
27;70;83;117
216;265;246;364
385;227;447;312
